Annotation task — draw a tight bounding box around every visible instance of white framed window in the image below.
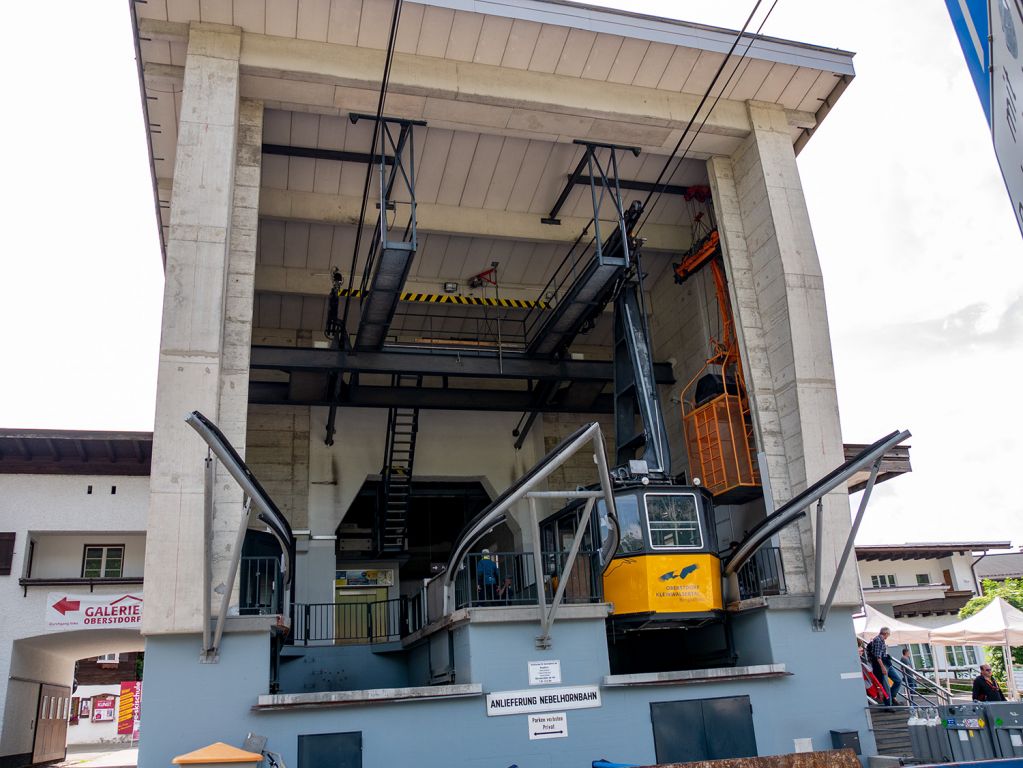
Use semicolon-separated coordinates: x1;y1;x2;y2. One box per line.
871;574;897;588
916;574;931;585
909;643;933;669
945;645;980;667
96;653;119;664
82;545;124;578
644;493;702;550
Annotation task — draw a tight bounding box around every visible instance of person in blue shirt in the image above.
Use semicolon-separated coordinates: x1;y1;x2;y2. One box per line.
476;549;500;603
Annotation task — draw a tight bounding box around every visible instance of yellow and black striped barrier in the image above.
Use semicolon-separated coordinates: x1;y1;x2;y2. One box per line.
337;288;548;310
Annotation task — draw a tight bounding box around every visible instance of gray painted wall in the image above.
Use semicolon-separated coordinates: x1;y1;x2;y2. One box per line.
138;607;874;768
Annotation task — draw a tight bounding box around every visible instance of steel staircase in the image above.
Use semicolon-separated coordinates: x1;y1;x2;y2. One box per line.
378;374;422;553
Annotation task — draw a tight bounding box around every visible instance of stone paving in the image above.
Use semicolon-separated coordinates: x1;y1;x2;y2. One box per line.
56;745;138;768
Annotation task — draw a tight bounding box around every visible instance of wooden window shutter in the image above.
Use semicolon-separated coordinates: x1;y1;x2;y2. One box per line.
0;533;14;575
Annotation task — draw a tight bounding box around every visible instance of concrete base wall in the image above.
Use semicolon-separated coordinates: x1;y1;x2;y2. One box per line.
279;645;410;693
137;607;874;768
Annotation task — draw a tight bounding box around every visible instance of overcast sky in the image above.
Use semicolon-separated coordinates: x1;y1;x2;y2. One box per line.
1;1;1020;547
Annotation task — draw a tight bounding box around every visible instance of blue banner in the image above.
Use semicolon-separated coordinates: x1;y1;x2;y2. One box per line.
945;0;993;124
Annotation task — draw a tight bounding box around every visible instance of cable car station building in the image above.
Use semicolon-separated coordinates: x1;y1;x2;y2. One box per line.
129;1;892;765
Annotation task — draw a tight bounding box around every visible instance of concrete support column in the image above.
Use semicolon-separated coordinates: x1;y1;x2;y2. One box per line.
145;23;247;635
706;101;857;604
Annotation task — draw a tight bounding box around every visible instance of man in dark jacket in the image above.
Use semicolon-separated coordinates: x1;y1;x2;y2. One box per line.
972;664;1008;702
866;627;901;704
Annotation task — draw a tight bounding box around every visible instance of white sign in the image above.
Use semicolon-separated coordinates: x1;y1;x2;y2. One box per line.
528;660;562;686
991;0;1023;237
486;685;601;716
45;592;143;631
528;712;568;740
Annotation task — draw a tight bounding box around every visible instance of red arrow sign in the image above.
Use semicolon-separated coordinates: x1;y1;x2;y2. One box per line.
52;597;80;615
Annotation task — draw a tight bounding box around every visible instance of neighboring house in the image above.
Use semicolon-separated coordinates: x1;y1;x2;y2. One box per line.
67;653;143;747
974;549;1023;588
857;541;1012;677
0;430;149;767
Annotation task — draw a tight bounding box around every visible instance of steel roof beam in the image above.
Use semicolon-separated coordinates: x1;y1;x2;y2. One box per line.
249;345;674;384
250;380;616;413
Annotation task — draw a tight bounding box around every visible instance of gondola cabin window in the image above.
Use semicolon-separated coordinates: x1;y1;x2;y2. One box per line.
645;494;702;549
613;496;644;554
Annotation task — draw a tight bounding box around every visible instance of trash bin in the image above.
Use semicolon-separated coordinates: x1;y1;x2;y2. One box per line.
938;703;996;762
909;707;945;763
984;701;1023;757
907;709;929;762
830;728;861;754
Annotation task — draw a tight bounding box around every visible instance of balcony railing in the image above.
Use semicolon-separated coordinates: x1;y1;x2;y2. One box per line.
452;551;602;610
240;556;283;616
286;550;602;645
291;598;409;645
735;546;786;600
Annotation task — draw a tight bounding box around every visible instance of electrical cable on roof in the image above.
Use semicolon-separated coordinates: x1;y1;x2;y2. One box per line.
339;0;404;341
633;0;779;238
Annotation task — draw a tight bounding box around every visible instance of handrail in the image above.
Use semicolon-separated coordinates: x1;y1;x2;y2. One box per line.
889;658;951;706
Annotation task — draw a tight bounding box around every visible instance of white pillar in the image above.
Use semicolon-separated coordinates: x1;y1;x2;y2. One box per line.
145;23;260;635
706;102;853;603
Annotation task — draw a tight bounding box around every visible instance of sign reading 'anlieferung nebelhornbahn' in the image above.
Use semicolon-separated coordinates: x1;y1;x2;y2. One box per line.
45;592;143;631
485;685;601;716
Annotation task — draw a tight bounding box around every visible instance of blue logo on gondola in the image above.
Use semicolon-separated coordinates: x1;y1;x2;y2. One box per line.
659;564;699;581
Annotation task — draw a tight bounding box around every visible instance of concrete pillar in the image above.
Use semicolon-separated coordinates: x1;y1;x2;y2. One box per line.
706;101;858;604
145;23;262;635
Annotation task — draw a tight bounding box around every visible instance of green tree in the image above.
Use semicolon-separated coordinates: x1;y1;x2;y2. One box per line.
958;578;1023;685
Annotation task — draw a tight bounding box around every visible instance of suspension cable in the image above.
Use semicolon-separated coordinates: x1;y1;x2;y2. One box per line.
634;0;778;238
339;0;404;340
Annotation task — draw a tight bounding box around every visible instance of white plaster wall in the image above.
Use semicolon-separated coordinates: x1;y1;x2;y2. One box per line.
66;685;130;746
857;555;978;591
30;534;146;580
0;473;147;760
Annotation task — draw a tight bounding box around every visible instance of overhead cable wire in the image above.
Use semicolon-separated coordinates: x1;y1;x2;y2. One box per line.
640;0;780;236
339;0;404;338
633;0;778;238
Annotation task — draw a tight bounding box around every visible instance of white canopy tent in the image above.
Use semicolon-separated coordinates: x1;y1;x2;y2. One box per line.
928;597;1023;701
854;604;932;645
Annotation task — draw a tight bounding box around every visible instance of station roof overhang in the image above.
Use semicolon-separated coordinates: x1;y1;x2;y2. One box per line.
856;542;1014;562
133;0;856;267
0;429;152;476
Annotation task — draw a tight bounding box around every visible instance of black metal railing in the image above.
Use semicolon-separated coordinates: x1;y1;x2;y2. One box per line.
240;555;283;615
292;597;408;645
452;551;602;610
890;658;951;706
735;546;786;600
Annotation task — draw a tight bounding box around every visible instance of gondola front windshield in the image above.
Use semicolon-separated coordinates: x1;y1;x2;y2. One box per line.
644;493;702;549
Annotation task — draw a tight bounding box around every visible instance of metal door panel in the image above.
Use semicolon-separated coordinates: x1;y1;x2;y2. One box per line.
298;731;362;768
651;696;757;763
651;699;707;764
702;695;757;759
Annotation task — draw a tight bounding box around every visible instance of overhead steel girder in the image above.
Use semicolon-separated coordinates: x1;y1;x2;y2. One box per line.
249;380;616;413
249;345;675;384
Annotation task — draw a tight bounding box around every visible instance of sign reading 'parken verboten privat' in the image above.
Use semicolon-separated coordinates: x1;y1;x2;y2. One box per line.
45;592;143;631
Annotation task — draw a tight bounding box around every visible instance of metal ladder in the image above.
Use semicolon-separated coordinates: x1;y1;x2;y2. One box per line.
378;374;421;553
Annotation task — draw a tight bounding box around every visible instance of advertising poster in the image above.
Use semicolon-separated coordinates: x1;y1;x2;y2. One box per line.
117;681;141;737
91;696;116;722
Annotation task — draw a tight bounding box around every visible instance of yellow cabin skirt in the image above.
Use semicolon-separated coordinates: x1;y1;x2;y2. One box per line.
603;552;723;616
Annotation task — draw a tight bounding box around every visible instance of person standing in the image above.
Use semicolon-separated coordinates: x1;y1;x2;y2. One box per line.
476;549;499;603
972;663;1008;702
900;647;917;703
866;627;901;705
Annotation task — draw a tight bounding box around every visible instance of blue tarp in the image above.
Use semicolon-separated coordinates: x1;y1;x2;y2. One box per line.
919;760;1023;767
